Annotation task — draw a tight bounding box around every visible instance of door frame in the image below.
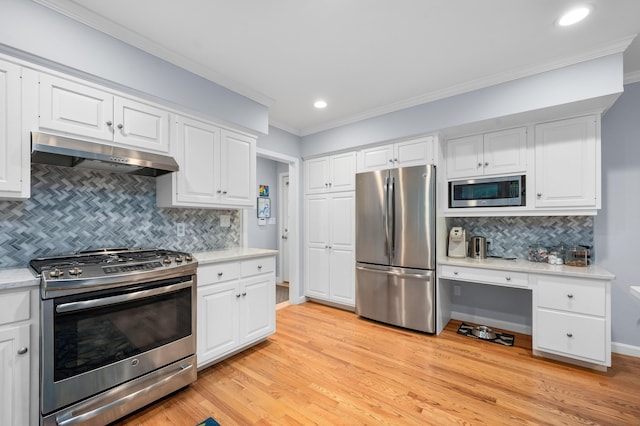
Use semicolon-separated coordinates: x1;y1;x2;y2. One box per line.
278;171;289;283
243;148;302;304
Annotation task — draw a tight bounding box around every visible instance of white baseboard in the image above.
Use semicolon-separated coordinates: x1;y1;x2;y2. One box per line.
612;341;640;358
451;311;532;335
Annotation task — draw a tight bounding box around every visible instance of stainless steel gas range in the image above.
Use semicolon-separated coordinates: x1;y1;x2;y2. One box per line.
30;248;198;426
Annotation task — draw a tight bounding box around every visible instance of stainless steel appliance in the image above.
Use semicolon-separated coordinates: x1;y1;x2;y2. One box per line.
30;248;197;426
355;165;436;333
447;227;467;258
31;132;179;176
449;175;525;208
470;236;487;259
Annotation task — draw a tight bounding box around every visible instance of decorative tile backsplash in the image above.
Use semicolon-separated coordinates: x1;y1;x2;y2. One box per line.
447;216;594;260
0;164;241;268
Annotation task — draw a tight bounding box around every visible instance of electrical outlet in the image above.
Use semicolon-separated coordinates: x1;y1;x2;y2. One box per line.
219;215;231;228
176;223;185;237
454;285;461;297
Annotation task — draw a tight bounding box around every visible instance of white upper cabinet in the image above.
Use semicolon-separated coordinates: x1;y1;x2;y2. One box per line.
446;127;527;180
39;73;170;154
534;115;598;209
358;136;436;172
305;152;356;194
0;59;28;200
156;115;256;209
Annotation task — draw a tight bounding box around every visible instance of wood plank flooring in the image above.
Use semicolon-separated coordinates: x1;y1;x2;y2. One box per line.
119;302;640;425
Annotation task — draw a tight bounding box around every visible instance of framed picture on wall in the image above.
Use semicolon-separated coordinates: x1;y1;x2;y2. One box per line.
259;185;269;197
257;197;271;218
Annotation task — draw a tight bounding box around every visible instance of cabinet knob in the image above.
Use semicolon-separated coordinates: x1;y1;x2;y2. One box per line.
484;162;489;167
325;183;329;187
567;294;574;299
222;190;228;194
217;272;223;277
242;292;247;297
505;276;511;281
106;121;113;126
388;159;393;163
236;294;241;298
216;190;222;194
453;271;459;275
537;193;542;198
328;182;332;187
258;265;262;270
17;347;28;355
394;158;398;162
566;332;573;338
477;163;482;168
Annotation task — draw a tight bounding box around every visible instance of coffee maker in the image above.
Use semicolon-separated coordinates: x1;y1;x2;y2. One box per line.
448;227;467;258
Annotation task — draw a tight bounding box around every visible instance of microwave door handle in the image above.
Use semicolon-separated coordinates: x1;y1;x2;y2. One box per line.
55;281;192;314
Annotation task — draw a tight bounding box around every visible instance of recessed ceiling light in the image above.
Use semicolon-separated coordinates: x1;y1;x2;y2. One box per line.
314;100;327;109
558;6;591;26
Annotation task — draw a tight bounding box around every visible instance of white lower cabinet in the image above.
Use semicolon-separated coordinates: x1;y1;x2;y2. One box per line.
197;256;275;368
0;287;38;426
304;192;355;306
531;274;610;368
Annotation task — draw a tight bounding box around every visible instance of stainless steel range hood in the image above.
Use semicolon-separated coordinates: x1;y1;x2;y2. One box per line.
31;132;179;177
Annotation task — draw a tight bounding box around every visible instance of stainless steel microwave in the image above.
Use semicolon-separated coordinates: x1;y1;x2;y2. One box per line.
449;175;525;208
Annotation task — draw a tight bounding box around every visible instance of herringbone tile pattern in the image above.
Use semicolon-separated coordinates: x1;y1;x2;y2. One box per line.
0;164;241;267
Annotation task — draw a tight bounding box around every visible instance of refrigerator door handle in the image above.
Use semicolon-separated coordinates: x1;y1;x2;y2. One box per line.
383;176;390;257
389;176;396;259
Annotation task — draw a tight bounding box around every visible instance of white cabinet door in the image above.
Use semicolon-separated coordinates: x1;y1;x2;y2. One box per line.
0;60;23;196
220;129;255;206
39;73;114;141
175;116;221;205
446;134;483;179
483;127;527;176
329;193;355;305
305;153;356;193
359;144;394;171
305;194;331;298
240;275;275;343
534;116;597;208
329;152;356;191
395;136;435;168
0;324;30;426
113;97;169;153
197;281;240;366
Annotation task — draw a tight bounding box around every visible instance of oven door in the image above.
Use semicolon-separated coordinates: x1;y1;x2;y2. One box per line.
41;275;196;415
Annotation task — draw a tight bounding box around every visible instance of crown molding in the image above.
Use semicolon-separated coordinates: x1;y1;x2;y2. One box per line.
267;119;302;137
32;0;274;107
299;36;635;136
624;70;640;85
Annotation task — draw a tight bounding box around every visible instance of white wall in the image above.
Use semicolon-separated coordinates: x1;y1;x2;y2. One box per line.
596;81;640;348
0;0;268;134
247;158;280;262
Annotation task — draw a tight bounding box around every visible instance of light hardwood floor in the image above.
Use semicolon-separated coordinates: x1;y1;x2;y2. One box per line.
120;302;640;425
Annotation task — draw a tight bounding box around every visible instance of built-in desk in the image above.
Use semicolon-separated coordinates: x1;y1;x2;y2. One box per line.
437;257;615;371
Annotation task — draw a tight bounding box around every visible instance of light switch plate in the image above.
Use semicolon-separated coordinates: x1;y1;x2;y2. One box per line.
219;215;231;228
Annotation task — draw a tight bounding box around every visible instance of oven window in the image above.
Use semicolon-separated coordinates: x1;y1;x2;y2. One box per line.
53;284;192;381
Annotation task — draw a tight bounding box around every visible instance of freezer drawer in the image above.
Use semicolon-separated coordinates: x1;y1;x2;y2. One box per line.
356;263;435;333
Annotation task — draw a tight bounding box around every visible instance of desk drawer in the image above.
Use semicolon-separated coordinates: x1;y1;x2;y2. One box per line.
535;309;606;362
0;289;30;325
536;276;605;316
241;256;275;278
440;265;528;288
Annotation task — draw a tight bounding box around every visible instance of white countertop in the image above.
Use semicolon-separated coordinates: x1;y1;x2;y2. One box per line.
438;256;615;280
0;267;38;290
193;247;278;265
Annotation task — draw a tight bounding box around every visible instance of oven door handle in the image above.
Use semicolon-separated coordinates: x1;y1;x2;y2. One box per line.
55;281;193;314
55;361;194;426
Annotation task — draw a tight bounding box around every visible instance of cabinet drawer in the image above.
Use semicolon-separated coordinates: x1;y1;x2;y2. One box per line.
536;277;605;316
241;256;275;277
0;289;30;325
440;265;528;288
198;262;239;285
535;309;606;362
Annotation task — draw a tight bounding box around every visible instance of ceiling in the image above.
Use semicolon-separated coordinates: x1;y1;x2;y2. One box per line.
35;1;640;136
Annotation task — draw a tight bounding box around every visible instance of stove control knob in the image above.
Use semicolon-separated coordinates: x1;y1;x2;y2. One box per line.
163;256;172;265
185;254;193;262
49;268;64;278
175;255;184;263
68;267;83;276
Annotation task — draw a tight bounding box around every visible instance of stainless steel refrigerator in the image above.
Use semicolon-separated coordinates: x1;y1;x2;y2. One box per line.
355;164;436;333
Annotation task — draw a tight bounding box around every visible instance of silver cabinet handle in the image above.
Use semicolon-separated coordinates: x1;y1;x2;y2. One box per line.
222;190;228;194
453;271;459;275
567;294;574;298
217;272;223;277
388;159;393;163
566;333;573;338
328;182;332;187
117;123;123;129
537;193;542;197
484;162;489;167
17;347;28;355
477;163;482;167
394;158;398;162
106;121;113;126
325;183;329;187
242;292;247;296
505;276;511;281
236;294;241;298
216;190;222;194
258;265;262;270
